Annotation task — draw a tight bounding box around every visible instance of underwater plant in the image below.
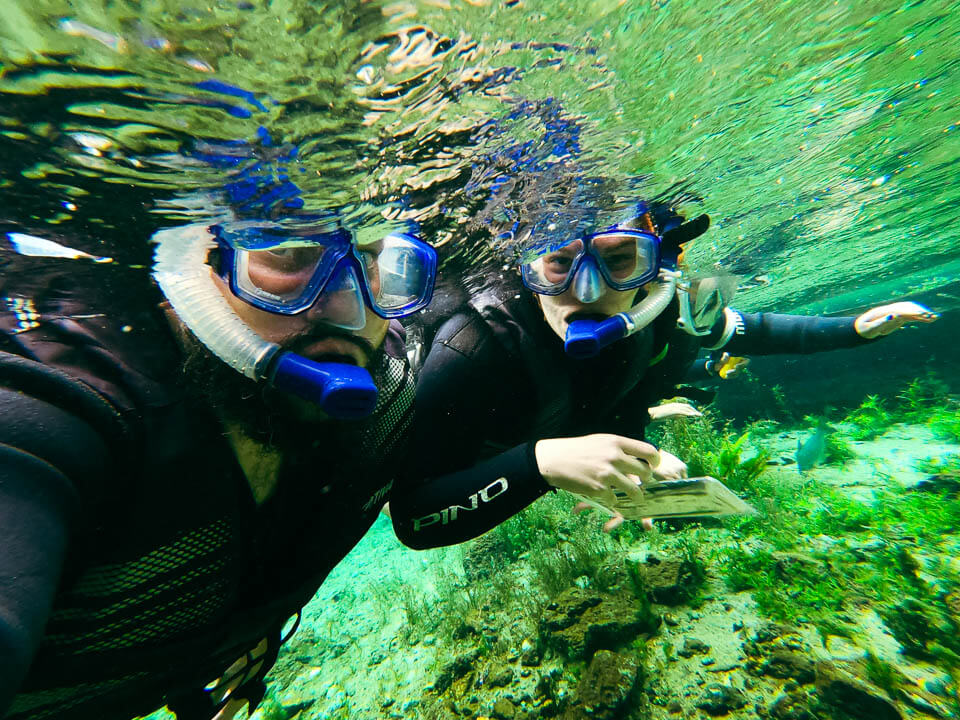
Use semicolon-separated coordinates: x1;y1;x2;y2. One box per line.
895;372;950;422
916;453;960;477
656;411;769;493
863;652;902;697
528;524;619;598
929;406;960;444
843;395;892;440
720;546;848;626
824;432;856;466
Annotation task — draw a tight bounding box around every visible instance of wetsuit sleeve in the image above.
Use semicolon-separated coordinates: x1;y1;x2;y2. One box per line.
392;442;548;549
682;358;713;383
703;309;871;356
0;388;110;715
391;313;551;549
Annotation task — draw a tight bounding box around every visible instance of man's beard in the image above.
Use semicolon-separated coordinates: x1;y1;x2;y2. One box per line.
178;326;386;456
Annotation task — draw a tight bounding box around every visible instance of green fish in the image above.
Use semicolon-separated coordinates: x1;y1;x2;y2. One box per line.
796;419;830;473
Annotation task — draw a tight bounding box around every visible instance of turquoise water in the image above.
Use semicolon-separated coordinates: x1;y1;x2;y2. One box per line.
2;1;960;719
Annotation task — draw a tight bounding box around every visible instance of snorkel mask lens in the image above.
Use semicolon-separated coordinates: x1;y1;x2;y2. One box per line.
358;233;437;317
520;230;661;296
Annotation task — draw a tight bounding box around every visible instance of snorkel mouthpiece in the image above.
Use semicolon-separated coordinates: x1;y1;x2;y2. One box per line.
270;353;378;420
564;316;629;358
562;271;679;358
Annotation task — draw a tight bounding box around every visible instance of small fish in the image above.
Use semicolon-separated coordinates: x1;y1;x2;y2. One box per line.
796;420;829;473
58;18;128;53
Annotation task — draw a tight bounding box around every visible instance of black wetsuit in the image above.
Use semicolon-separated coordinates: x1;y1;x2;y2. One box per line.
0;262;471;720
392;285;872;548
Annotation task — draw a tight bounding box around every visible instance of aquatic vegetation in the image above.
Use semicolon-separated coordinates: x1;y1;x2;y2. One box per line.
916;453;960;477
529;526;619;598
674;528;709;606
843;395;892;441
895;373;950;422
862;652;903;700
656;411;769;493
484;491;577;563
929;406;960;443
720;547;848;628
714;433;770;492
771;384;794;422
880;596;960;668
824;433;856;466
397;583;433;639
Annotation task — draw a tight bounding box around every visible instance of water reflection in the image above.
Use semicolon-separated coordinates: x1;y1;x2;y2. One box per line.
0;0;958;313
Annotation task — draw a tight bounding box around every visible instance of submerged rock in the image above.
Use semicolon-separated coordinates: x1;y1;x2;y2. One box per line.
768;692;816;720
762;650;816;684
677;637;711;658
491;696;517;719
541;587;659;660
571;650;639;720
695;683;747;716
434;647;482;693
638;554;701;605
814;661;902;720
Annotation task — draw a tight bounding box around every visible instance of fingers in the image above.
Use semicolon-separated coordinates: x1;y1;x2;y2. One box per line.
604;469;643;499
859;302;940;337
642;518;654;531
603;513;625;533
573;502;624;533
611;435;660;467
213;698;248;720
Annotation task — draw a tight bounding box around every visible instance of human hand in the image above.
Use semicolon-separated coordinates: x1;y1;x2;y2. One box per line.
648;402;703;421
535;433;660;504
854;302;939;339
652;450;688;481
572;502;653;533
208;638;268;720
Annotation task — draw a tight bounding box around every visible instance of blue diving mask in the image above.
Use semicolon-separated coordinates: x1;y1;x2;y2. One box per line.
520;227;662;303
212;222;437;329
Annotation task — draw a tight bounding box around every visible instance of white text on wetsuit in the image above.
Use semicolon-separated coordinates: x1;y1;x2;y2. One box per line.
412;477;509;531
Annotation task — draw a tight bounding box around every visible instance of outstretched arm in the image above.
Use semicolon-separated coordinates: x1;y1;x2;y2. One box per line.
702;301;937;356
391;313;554;548
391;315;661;549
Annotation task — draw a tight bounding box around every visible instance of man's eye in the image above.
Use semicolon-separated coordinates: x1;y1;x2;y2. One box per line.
545;256;572;269
267;248;296;258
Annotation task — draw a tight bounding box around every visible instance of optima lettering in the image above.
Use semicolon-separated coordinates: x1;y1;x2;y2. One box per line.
412;477;509;531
